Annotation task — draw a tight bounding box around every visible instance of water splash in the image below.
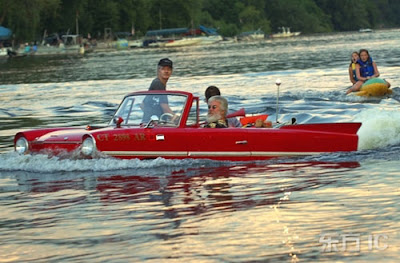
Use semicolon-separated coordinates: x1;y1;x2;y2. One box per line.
355;104;400;150
0;152;223;173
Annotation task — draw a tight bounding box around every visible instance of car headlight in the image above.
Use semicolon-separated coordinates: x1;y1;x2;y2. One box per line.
81;137;96;156
15;137;29;154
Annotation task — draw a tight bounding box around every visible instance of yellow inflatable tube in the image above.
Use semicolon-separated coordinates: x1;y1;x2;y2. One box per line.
356;78;392;97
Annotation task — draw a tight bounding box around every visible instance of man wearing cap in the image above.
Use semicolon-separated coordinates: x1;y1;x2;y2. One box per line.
149;58;173;90
142;58;178;123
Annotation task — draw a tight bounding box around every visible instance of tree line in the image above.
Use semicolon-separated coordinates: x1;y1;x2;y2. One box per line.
1;0;400;42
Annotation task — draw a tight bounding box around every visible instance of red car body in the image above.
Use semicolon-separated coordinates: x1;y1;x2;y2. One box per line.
14;90;361;161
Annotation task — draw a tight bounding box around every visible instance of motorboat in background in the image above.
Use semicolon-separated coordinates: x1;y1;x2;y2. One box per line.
359;28;373;33
185;25;223;45
143;27;189;47
0;48;8;59
0;26;14;58
164;38;202;47
196;34;223;45
143;25;223;47
237;29;265;41
10;34;91;56
271;27;301;38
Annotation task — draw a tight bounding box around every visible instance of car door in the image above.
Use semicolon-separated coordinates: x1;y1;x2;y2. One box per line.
184;128;250;161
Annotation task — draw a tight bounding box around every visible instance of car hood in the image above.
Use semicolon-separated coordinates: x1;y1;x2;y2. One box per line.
37;128;90;143
21;126;115;143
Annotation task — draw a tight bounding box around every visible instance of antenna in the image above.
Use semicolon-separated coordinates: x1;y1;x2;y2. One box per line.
275;79;281;123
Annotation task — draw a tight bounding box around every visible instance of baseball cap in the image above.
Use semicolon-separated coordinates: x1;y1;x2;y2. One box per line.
158;58;173;68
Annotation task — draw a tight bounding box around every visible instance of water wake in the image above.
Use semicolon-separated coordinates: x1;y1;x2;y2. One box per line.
355;104;400;150
0;152;223;173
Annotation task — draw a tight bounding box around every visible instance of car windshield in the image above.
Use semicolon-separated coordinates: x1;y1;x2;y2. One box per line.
110;93;187;127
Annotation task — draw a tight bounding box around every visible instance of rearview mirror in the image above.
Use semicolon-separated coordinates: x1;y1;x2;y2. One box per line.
113;116;124;128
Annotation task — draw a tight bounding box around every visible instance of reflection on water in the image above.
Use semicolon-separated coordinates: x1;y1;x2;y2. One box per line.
1;160;399;262
0;161;367;262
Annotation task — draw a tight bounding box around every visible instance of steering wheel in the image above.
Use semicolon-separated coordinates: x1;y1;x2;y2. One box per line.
160;113;174;122
160;113;181;125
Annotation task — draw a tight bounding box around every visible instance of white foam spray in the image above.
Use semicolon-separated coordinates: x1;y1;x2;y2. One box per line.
354;103;400;150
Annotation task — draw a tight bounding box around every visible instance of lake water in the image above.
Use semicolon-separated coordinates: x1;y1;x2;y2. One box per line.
0;29;399;262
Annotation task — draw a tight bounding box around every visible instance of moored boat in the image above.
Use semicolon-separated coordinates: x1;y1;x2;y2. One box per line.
237;29;265;41
271;27;301;38
359;28;373;33
164;38;202;47
0;48;8;59
196;35;223;45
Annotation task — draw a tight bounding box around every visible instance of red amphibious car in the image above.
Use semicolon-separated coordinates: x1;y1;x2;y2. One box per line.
14;90;361;161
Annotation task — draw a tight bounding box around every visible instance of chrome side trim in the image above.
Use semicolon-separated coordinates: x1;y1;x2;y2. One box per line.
101;151;323;157
188;151;251;157
251;151;323;156
40;141;81;144
103;151;188;157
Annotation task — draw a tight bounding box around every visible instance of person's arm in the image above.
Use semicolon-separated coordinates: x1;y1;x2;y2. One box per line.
349;66;356;84
160;103;179;123
160;103;174;115
355;64;366;82
371;62;380;78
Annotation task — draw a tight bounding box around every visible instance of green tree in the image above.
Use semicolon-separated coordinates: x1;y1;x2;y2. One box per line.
333;0;370;31
1;0;61;42
239;5;265;32
1;0;400;42
266;0;331;33
147;0;194;30
203;0;241;25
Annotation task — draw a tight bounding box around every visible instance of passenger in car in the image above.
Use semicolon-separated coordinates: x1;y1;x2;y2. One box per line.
205;85;221;103
204;86;241;127
205;96;229;128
